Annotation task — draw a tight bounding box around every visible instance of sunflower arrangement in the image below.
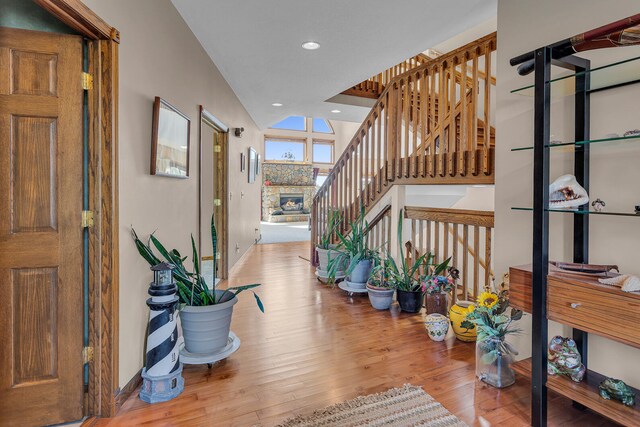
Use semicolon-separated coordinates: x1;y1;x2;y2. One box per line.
467;275;523;362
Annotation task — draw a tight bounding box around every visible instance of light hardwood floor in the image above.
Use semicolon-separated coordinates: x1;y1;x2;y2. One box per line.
94;241;616;426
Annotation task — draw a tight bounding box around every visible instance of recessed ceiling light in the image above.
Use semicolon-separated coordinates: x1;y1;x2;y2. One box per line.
272;102;283;107
330;109;341;113
301;41;320;50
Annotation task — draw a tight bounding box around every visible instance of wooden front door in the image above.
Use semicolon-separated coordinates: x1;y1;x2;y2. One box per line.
0;27;84;426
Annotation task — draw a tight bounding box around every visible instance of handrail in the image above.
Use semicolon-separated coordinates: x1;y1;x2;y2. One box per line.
365;204;392;234
317;31;496;199
311;33;497;264
342;54;432;99
404;207;493;228
343;51;497;100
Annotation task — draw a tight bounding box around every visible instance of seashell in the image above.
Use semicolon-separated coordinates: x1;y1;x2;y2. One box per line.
598;274;640;292
598;275;627;286
549;175;589;209
622;275;640;293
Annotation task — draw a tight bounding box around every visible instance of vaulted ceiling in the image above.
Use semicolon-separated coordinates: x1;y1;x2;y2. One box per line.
172;0;497;129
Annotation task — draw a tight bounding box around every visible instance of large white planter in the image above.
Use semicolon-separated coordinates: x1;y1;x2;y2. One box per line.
316;245;340;273
179;291;237;354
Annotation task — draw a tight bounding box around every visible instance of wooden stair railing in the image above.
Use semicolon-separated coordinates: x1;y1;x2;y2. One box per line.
342;50;497;100
364;204;392;255
404;206;494;303
311;33;496;265
341;54;430;99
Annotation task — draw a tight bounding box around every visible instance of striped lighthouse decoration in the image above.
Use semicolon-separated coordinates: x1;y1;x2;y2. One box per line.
139;262;184;403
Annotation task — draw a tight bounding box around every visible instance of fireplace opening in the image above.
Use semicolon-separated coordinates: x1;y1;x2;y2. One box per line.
280;193;304;213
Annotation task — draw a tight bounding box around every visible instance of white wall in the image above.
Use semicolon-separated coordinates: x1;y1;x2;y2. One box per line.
82;0;263;387
496;0;640;387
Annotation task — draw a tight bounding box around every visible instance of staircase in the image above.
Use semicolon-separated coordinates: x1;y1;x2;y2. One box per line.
311;32;497;265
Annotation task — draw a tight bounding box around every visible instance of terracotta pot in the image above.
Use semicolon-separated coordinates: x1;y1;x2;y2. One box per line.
449;300;477;342
425;292;448;315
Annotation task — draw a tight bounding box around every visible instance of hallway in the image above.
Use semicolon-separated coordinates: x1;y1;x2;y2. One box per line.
98;242;615;427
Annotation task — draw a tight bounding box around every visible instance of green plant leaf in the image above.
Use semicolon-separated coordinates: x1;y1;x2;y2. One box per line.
252;291;265;313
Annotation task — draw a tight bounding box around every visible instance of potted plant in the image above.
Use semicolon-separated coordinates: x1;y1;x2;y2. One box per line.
315;209;343;278
423;266;459;315
132;214;264;355
366;257;395;310
327;208;378;288
467;275;522;388
389;209;450;313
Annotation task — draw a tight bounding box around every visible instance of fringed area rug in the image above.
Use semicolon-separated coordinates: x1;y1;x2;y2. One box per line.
273;384;467;427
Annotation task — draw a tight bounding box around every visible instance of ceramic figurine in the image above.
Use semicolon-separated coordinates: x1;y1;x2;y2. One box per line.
424;313;449;342
591;198;605;212
599;274;640;293
599;378;636;406
547;336;586;382
549;175;589;209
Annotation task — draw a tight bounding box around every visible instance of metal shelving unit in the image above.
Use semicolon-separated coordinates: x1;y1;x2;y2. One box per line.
510;42;640;426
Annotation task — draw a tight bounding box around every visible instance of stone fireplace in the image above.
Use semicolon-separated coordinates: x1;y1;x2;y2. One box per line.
280;193;304;212
262;162;315;222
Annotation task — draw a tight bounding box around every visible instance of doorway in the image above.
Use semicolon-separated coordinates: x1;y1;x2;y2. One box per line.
0;27;85;426
199;107;229;283
0;0;120;421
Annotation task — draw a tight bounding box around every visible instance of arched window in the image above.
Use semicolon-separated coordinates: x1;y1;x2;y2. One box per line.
270;116;306;131
312;118;334;134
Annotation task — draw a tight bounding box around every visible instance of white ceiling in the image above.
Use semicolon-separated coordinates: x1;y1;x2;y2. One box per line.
172;0;497;129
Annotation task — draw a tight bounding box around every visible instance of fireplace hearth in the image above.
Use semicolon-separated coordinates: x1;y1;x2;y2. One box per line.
280;194;304;213
261;162;315;222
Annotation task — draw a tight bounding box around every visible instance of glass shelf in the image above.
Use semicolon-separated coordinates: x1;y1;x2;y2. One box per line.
512;207;640;217
510;55;640;96
511;134;640;152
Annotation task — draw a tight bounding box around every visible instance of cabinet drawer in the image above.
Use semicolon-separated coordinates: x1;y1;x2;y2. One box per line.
548;276;640;349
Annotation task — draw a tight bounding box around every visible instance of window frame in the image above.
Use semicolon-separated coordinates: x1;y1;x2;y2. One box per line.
263;136;307;163
312;117;335;134
269;115;307;132
312;139;334;164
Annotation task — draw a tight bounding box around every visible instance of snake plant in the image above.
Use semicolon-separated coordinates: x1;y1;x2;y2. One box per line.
132;213;264;311
327;207;380;281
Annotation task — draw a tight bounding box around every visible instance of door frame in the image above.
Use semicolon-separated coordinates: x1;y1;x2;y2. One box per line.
198;106;229;279
33;0;120;418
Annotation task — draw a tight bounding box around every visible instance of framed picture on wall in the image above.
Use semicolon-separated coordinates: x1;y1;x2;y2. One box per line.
256;154;261;176
150;97;190;178
248;147;257;183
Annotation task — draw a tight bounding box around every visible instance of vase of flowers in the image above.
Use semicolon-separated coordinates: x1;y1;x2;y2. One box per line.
423;267;458;315
467;278;522;389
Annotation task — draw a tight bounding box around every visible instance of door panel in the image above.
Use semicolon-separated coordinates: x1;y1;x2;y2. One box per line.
0;27;83;426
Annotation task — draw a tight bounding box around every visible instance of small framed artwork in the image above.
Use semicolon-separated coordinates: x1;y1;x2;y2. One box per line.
256;154;262;176
240;152;246;172
248;147;257;183
151;97;190;178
